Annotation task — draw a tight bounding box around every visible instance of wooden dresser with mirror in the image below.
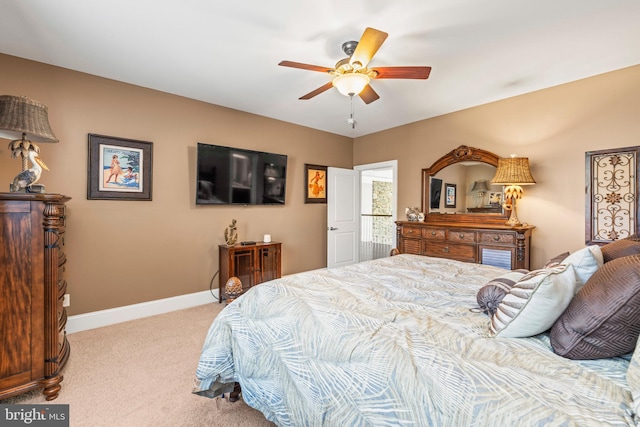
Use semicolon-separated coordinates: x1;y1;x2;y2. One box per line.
396;145;534;270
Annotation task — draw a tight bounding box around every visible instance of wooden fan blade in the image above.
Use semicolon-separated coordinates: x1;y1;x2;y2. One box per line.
372;66;432;79
359;84;380;105
299;82;334;100
278;60;333;73
350;27;388;69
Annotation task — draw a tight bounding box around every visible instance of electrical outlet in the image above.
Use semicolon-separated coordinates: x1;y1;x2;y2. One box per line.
63;294;70;307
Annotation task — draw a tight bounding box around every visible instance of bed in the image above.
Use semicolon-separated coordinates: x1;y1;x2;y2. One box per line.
193;243;640;426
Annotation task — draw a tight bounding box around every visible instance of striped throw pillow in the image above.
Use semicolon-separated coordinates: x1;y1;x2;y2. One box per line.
490;264;577;338
476;269;529;316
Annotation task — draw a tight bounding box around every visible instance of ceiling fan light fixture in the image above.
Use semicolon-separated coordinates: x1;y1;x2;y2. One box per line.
333;73;370;97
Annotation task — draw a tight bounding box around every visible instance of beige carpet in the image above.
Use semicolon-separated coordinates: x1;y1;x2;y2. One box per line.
2;303;276;427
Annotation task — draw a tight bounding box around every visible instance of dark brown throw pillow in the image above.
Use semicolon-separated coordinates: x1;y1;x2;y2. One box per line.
601;238;640;263
476;269;529;316
544;251;570;268
550;254;640;360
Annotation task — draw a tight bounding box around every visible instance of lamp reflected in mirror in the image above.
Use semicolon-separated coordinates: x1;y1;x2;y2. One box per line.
470;180;490;208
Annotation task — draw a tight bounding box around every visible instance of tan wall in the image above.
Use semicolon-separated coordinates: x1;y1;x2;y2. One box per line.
354;64;640;269
0;54;352;315
3;52;639;315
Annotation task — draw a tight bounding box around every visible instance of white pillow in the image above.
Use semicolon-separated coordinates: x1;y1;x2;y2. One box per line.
626;337;640;423
561;245;603;292
490;264;577;338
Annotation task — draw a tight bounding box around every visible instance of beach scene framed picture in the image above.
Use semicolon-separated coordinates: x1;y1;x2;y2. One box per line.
87;134;153;200
445;183;457;208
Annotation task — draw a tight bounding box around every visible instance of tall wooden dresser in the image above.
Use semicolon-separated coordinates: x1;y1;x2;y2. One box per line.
0;193;70;401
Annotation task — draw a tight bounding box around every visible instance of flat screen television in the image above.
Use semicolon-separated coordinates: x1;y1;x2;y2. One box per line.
196;142;288;205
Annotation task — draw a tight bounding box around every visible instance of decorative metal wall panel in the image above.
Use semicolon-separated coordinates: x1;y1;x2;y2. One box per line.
586;147;640;244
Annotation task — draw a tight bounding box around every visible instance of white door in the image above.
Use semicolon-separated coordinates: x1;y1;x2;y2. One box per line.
327;167;359;269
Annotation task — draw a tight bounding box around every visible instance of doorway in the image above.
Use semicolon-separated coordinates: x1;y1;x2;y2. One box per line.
355;160;397;262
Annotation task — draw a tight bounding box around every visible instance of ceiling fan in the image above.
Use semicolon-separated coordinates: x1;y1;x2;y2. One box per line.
278;27;431;104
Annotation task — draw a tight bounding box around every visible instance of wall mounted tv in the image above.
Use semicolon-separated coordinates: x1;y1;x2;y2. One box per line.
196;142;288;205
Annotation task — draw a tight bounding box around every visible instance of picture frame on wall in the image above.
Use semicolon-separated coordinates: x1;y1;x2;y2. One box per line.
489;192;502;206
445;183;457;208
305;164;327;204
87;133;153;200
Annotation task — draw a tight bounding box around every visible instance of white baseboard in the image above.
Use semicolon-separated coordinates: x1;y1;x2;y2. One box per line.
66;289;219;334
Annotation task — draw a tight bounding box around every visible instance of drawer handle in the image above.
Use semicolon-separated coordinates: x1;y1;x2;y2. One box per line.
458;233;464;239
443;246;450;253
431;231;436;236
494;235;500;241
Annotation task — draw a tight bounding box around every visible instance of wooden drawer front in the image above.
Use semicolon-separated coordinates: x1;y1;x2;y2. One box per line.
447;230;476;243
422;227;446;240
423;242;476;263
401;226;422;238
479;232;515;245
401;238;422;255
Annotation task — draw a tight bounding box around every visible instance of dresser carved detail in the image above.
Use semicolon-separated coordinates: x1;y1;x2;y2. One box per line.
0;193;70;401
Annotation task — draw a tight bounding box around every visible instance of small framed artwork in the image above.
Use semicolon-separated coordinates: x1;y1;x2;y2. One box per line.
305;164;327;204
88;134;153;200
489;192;502;206
445;183;457;208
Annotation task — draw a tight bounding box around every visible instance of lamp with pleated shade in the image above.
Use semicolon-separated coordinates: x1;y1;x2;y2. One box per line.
0;95;58;192
470;180;490;208
491;156;536;226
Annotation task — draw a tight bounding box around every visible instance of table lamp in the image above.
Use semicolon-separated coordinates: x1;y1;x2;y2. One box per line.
0;95;58;192
471;180;490;208
491;156;536;226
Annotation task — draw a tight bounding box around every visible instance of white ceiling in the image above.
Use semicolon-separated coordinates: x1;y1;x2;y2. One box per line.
1;0;639;138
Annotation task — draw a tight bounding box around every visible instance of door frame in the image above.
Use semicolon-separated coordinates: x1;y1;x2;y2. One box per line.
355;160;398;252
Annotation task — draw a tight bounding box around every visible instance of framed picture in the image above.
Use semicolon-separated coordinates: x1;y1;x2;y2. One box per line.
88;134;153;200
305;164;327;203
445;183;456;208
489;192;502;206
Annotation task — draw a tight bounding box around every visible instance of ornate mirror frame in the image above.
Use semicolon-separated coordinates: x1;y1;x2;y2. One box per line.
421;145;511;225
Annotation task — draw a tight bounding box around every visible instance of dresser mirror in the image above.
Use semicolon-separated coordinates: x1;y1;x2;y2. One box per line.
421;145;510;225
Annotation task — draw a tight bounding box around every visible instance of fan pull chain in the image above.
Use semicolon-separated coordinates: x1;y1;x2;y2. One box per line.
347;95;356;129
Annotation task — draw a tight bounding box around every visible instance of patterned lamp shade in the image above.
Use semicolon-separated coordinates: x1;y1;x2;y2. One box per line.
0;95;58;143
491;157;536;185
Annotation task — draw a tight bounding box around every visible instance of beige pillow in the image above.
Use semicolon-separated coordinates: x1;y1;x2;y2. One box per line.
490;264;577;338
560;245;603;293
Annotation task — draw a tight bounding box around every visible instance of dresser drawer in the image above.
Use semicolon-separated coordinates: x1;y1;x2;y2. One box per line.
478;231;515;245
401;226;423;238
401;238;422;255
422;227;446;240
423;242;476;263
447;230;476;243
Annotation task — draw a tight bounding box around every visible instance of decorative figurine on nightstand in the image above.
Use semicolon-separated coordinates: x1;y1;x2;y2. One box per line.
225;277;243;304
9;149;49;193
224;219;238;246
